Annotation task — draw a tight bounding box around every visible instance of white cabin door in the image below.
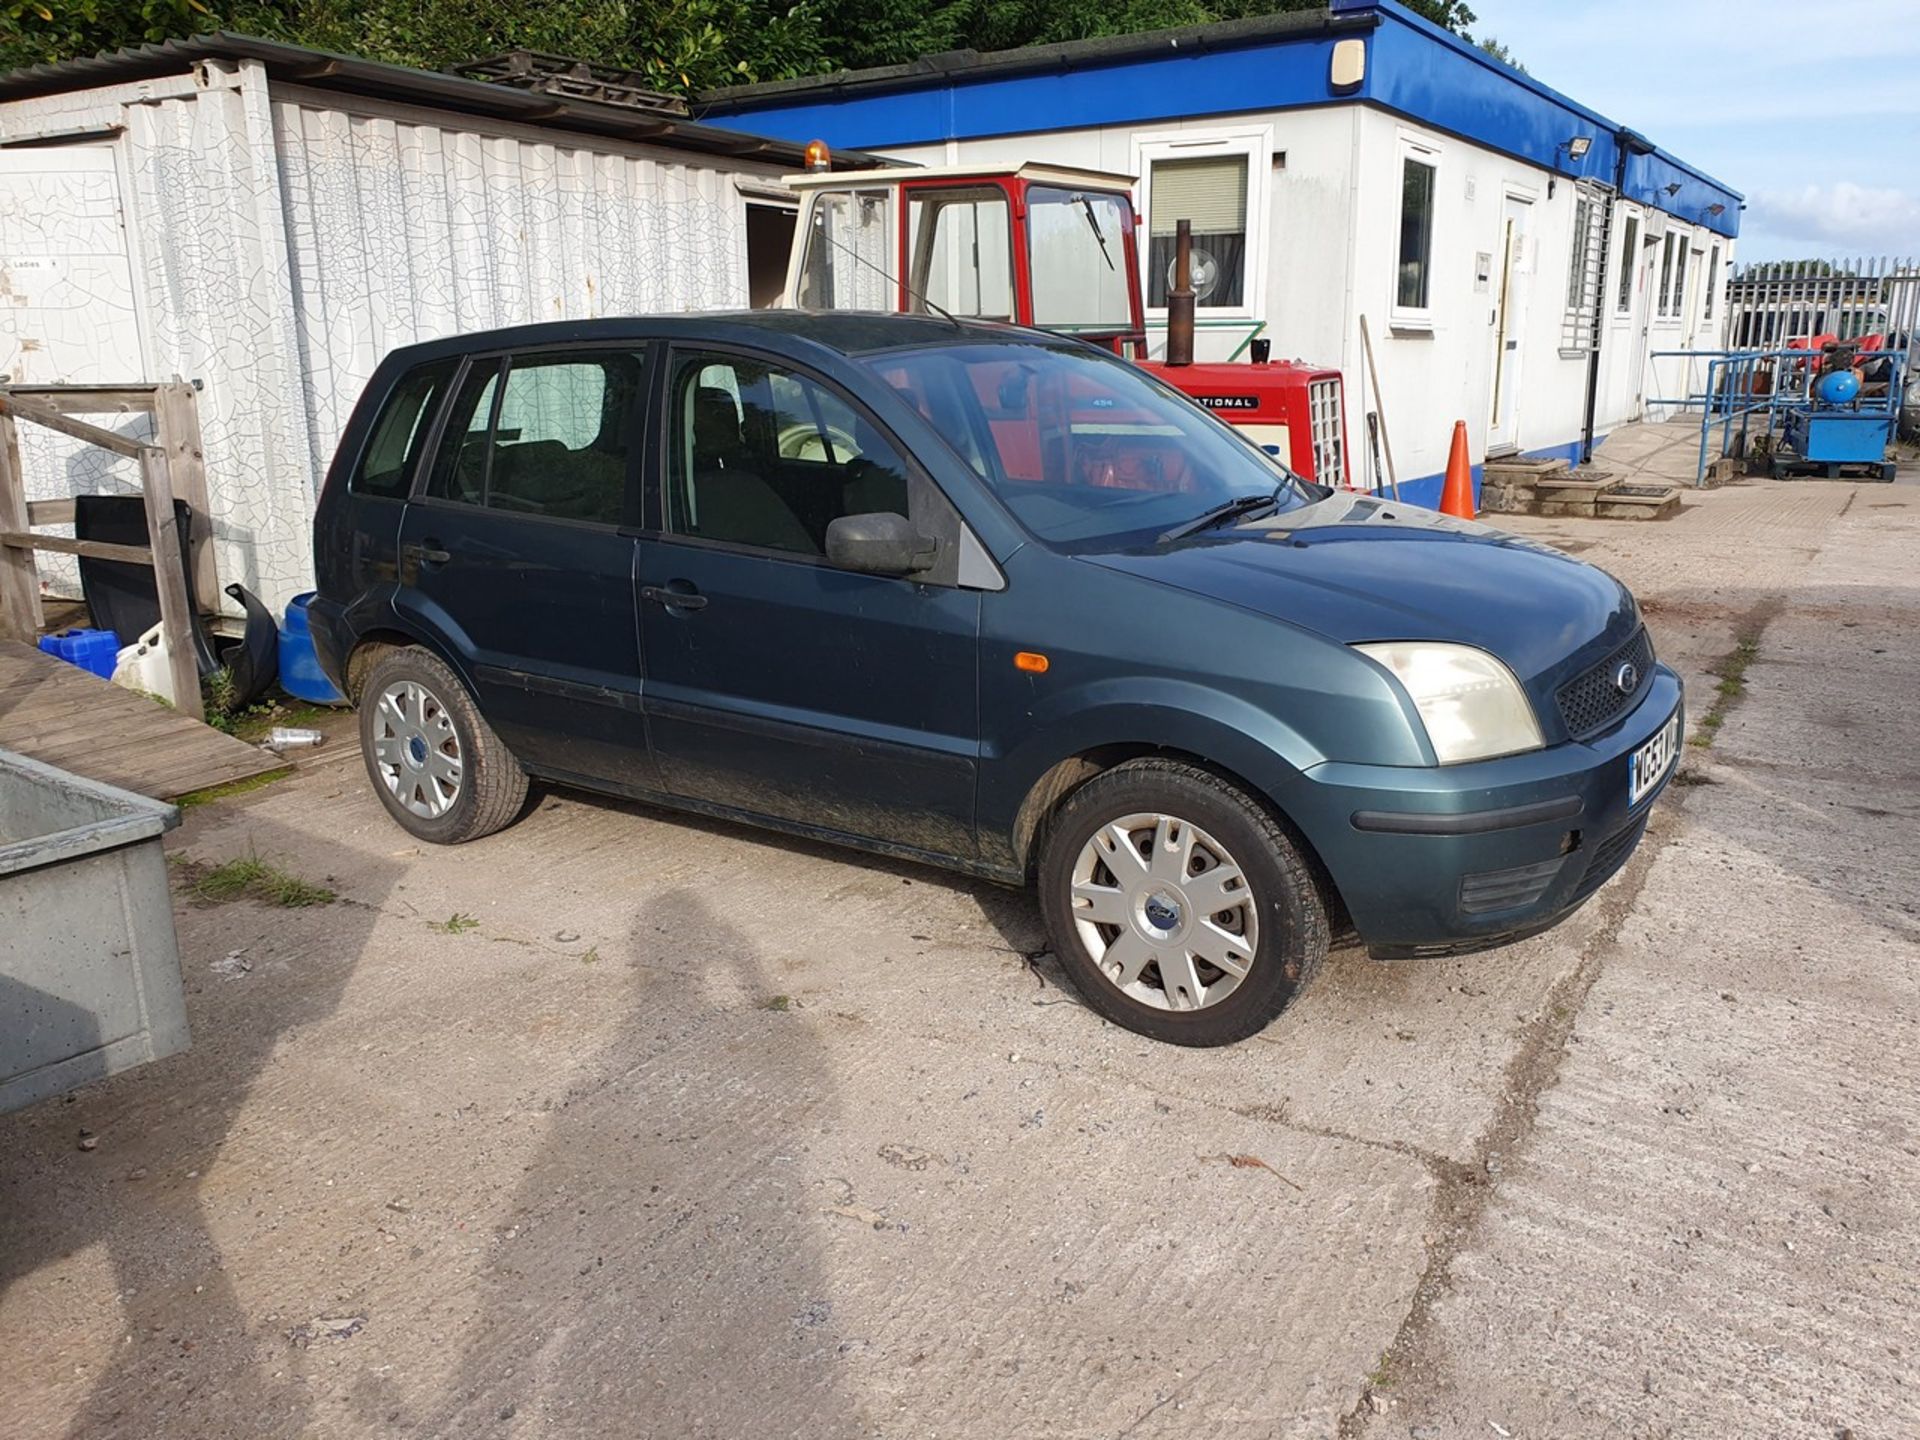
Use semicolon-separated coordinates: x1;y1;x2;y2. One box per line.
1626;228;1656;417
1487;193;1532;452
0;145;145;386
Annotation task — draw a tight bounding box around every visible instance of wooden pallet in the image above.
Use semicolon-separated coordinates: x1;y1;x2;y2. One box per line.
0;640;284;801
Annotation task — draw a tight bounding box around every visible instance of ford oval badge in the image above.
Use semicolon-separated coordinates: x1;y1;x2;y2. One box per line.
1613;661;1639;696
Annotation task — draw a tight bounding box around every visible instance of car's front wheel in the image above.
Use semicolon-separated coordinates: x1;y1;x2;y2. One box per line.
358;647;528;844
1037;759;1329;1046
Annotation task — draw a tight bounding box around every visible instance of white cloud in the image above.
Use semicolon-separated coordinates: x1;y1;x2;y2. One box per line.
1748;183;1920;253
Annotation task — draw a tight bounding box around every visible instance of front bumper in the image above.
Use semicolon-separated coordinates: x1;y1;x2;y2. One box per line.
1296;664;1683;955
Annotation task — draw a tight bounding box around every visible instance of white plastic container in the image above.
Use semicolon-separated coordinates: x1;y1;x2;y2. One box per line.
110;623;180;708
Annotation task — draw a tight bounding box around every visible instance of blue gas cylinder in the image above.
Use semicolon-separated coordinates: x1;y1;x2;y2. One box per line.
278;592;345;704
1812;368;1862;406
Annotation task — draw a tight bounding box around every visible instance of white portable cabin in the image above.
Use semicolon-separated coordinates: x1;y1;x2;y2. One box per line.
0;36;841;613
698;1;1743;505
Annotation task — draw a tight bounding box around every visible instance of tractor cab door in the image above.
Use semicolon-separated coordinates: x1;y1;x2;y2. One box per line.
901;181;1020;322
791;185;897;312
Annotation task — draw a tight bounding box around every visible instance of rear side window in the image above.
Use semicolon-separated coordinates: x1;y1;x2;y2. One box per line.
350;359;456;498
425;351;645;525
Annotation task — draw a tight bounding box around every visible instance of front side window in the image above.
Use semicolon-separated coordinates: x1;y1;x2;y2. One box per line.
862;339;1312;549
797;188;894;312
1397;151;1438;314
1027;186;1135;331
352;358;456;498
424;352;641;524
666;351;912;558
906;187;1014;320
1146;154;1248;309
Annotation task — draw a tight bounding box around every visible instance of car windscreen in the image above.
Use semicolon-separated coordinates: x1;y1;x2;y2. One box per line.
859;340;1312;547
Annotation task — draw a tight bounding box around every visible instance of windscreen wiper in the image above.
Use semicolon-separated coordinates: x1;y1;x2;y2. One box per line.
1158;488;1282;543
1076;195;1116;271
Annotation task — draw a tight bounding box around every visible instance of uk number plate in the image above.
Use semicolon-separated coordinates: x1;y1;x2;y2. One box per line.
1629;709;1680;806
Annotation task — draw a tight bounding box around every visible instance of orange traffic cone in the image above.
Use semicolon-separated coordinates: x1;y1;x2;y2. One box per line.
1438;420;1476;519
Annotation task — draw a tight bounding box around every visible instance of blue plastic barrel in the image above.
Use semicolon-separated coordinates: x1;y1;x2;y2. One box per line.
278;593;345;704
38;628;120;680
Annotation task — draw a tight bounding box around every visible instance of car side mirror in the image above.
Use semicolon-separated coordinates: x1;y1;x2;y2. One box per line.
825;511;937;576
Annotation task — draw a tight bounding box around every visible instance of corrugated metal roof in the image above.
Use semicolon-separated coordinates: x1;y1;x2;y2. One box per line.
0;32;883;169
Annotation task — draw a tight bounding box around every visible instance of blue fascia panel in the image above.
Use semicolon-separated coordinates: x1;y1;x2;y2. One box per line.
697;36;1353;153
1352;0;1740;238
707;0;1740;240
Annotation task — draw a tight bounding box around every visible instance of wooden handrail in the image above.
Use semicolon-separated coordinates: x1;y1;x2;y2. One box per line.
0;386;206;721
0;395;147;459
0;532;155;566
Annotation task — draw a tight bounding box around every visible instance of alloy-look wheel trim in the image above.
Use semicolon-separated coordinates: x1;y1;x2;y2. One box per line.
1068;812;1259;1012
372;679;463;820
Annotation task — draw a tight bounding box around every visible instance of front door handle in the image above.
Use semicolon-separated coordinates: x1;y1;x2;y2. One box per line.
641;583;708;611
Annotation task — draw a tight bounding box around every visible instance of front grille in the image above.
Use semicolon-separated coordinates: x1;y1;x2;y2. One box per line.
1556;627;1655;739
1572;815;1648;901
1308;376;1345;488
1459;854;1567;915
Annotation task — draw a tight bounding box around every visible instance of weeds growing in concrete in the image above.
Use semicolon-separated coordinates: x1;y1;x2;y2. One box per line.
191;855;335;907
429;913;480;935
1689;635;1761;749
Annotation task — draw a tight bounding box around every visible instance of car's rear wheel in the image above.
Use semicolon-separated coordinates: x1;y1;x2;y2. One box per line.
1037;759;1329;1046
358;647;527;844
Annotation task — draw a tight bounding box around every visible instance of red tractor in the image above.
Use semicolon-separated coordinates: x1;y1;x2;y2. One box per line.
781;156;1349;488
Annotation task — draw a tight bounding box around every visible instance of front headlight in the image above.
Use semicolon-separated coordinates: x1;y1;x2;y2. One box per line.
1355;642;1544;764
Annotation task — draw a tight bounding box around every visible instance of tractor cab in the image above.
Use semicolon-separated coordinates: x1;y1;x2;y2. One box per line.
782;156;1349;489
784;162;1146;355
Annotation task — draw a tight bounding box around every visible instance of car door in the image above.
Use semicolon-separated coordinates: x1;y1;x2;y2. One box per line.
634;345;980;859
394;344;656;788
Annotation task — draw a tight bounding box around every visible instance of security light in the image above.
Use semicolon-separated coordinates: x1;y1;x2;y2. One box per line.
1704;202;1727;217
1565;135;1592;160
1664;182;1683;197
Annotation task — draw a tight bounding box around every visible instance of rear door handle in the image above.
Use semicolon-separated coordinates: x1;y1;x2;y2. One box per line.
640;584;707;611
405;540;451;566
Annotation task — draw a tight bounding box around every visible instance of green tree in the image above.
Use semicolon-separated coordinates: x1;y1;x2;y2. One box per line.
2;0;1480;91
1474;34;1525;72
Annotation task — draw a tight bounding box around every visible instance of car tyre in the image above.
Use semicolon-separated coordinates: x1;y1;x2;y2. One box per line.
1037;759;1329;1046
358;646;528;844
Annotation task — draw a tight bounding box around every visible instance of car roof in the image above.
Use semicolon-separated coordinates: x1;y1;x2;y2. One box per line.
379;310;1055;372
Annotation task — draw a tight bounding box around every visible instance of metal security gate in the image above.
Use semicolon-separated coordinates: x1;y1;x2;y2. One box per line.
1724;256;1920;349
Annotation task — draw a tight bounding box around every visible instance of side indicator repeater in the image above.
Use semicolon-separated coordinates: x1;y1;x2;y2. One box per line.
1015;651;1050;674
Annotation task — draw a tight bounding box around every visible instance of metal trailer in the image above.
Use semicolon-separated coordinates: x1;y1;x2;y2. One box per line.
1;748;187;1113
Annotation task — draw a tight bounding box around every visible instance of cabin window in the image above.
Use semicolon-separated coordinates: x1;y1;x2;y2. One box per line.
1144;153;1249;309
1395;145;1438;319
1704;244;1721;321
1614;215;1639;315
1657;231;1688;319
1560;187;1606;353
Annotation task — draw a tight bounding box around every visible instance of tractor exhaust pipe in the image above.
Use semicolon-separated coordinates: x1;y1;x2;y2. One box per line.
1166;218;1195;367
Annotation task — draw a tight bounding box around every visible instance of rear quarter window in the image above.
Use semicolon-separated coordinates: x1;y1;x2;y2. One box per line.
350;358;458;499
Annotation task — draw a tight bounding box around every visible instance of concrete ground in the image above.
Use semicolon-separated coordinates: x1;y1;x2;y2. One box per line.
2;466;1915;1440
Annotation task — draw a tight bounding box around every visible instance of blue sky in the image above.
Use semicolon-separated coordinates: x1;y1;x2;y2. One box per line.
1470;0;1920;260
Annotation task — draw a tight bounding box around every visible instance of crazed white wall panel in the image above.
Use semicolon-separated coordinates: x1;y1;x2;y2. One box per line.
122;64;317;610
275;100;752;514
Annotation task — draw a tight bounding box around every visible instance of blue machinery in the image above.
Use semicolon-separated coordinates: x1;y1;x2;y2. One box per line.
1649;345;1907;484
